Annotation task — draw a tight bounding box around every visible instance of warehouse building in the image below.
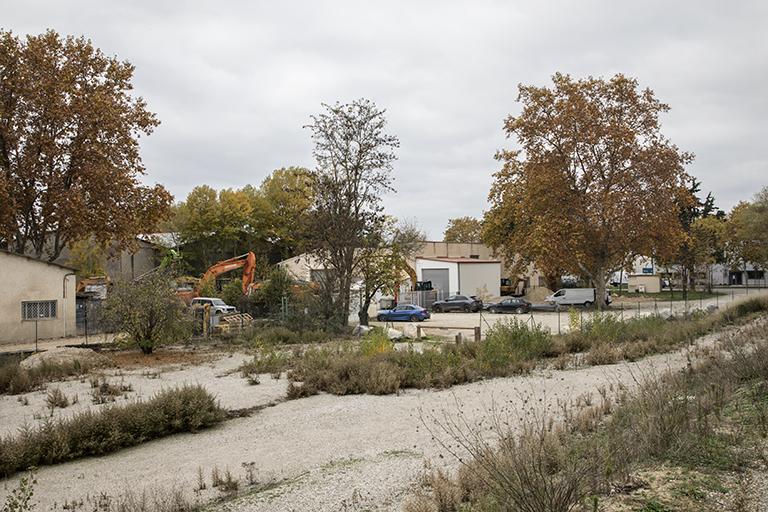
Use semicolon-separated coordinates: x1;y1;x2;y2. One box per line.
415;256;501;299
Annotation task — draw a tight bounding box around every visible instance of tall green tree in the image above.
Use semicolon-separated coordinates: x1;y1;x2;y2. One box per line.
485;73;691;308
0;30;171;261
444;217;482;243
665;177;725;294
249;167;314;260
725;187;768;273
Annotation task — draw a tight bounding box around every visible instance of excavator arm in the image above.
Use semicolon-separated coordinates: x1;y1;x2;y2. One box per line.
198;252;257;295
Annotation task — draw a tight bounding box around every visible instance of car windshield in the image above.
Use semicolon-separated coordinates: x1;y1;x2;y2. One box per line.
212;299;226;306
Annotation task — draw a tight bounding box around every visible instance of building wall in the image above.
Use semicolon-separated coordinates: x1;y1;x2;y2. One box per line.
415;241;495;261
277;253;327;282
415;259;459;294
628;275;662;294
54;239;160;282
459;262;501;298
107;242;158;281
0;252;76;345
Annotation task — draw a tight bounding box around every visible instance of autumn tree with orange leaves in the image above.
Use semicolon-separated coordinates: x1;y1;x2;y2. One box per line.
483;73;691;308
0;30;171;261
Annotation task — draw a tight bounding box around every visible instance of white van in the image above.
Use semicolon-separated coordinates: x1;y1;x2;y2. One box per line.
545;288;611;307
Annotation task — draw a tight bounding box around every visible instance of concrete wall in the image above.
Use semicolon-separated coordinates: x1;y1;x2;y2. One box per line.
415;241;496;260
0;252;76;345
459;262;501;298
107;242;158;281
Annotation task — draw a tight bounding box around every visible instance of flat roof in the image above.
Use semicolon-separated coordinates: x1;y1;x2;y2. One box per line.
0;249;77;271
417;256;500;264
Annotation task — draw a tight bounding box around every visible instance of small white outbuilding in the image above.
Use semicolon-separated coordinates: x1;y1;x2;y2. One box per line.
0;250;77;346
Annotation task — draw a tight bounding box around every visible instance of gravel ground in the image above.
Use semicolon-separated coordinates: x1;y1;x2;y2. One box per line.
0;351;281;436
2;323;747;511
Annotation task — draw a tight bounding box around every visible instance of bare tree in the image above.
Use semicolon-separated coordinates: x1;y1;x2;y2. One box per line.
305;99;399;327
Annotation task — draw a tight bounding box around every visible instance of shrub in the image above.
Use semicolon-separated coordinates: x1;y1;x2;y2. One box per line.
240;349;292;379
586;343;620;366
0;385;225;477
1;472;37;512
45;388;69;410
479;318;552;374
359;328;394;357
0;358;103;395
102;271;192;354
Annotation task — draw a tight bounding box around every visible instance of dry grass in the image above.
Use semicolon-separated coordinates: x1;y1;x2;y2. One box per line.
407;318;768;512
0;357;104;395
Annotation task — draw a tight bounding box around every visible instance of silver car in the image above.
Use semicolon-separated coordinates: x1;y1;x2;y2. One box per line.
190;297;237;315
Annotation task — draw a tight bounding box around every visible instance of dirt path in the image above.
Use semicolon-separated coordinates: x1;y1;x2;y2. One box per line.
0;326;743;511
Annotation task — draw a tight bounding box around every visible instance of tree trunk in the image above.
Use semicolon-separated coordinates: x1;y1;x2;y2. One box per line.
358;306;370;326
594;269;607;311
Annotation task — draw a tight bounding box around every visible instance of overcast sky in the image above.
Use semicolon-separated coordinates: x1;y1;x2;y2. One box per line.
5;1;767;238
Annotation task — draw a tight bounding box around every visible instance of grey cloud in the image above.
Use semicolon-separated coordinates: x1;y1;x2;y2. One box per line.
4;0;767;238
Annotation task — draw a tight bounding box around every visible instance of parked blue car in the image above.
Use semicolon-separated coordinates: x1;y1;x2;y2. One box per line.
376;304;430;322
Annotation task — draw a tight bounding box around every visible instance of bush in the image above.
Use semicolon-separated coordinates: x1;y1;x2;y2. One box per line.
0;385;225;477
479;318;552;374
102;271;192;354
239;349;293;378
248;326;330;346
359;328;394;357
0;358;103;395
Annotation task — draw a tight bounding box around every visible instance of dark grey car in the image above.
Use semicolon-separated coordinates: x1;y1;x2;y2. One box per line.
485;298;532;314
431;295;482;313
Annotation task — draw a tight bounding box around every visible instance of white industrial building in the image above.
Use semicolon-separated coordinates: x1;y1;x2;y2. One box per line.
415;257;501;299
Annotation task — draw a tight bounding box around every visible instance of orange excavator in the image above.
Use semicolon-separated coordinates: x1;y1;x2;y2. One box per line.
177;252;258;304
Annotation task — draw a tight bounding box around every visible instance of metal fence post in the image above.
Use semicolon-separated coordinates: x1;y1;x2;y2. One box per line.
557;308;561;335
637;301;640;318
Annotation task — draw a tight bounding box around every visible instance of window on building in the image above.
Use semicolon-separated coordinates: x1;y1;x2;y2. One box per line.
21;300;57;321
747;270;765;280
469;254;479;259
